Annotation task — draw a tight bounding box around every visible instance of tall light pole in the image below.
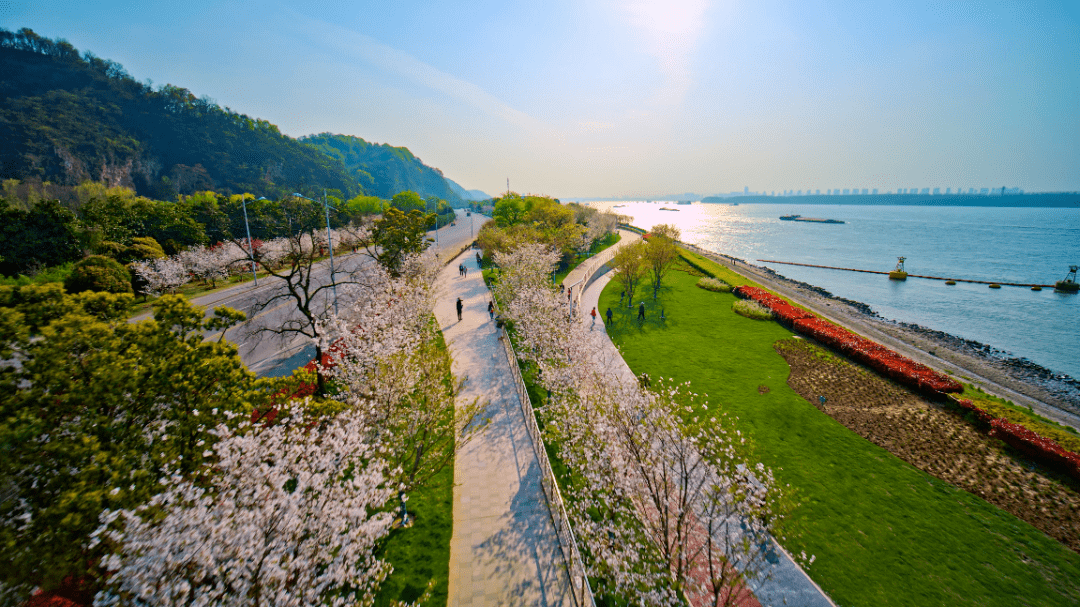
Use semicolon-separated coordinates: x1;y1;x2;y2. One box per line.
293;192;339;315
427;196;440;249
242;195;259;285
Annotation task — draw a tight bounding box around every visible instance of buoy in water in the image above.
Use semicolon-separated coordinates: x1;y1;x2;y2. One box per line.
945;280;956;285
1031;286;1042;291
989;283;1001;289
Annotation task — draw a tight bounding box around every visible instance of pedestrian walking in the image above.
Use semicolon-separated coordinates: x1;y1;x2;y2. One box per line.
620;290;625;304
463;265;468;277
458;263;464;276
638;301;645;321
456;297;463;321
476;251;482;268
590;306;597;329
605;307;612;324
488;300;495;320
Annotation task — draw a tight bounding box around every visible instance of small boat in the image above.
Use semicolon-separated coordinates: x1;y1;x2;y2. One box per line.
779;214;844;224
659;207;679;211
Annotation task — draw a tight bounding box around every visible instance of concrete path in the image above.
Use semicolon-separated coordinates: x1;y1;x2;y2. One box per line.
574;267;837;607
437;248;573;607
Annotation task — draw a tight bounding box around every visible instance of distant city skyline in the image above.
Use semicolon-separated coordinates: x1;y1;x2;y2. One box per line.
5;1;1079;198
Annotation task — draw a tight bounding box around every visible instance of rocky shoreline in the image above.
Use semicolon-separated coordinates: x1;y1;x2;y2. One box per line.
682;243;1080;431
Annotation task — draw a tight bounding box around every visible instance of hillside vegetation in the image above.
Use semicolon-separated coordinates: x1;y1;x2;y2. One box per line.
0;27;470;206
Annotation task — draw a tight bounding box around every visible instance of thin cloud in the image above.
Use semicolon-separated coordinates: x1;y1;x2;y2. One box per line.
291;14;550;136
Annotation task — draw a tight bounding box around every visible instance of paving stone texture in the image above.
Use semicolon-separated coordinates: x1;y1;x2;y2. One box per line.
438;248;573;607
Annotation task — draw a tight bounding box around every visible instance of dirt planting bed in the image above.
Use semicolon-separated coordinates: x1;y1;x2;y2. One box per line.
776;337;1080;553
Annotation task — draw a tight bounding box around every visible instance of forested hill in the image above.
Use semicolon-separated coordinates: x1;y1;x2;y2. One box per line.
300;133;463;204
0;27;471;203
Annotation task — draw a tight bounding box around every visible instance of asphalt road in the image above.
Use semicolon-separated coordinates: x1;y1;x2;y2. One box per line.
136;210;487;378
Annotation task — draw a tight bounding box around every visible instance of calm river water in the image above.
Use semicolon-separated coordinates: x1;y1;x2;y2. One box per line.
589;201;1080;380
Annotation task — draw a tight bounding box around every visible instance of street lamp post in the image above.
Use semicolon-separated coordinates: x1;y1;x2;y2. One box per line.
242;195;259;285
292;192;339;315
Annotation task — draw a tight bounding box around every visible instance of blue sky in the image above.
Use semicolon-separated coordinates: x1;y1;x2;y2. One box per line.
4;1;1078;198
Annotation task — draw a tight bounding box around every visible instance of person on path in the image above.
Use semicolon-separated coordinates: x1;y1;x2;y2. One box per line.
476;251;482;268
456;297;463;321
605;307;612;324
458;263;464;276
488;300;495;320
590;307;597;329
463;265;468;278
638;301;646;321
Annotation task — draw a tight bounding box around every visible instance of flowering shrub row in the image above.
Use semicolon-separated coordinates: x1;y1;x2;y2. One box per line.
734;285;962;395
733;286;815;326
953;398;1080;481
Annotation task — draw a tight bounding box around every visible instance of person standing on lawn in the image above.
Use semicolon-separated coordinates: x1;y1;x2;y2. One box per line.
605;307;613;325
638;301;645;322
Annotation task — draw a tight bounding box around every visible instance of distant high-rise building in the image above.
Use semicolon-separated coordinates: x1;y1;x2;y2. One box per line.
843;189;850;195
933;188;940;195
920;188;930;195
815;189;820;195
872;188;878;195
744;186;749;195
968;188;976;194
861;188;868;195
945;188;951;194
980;188;989;195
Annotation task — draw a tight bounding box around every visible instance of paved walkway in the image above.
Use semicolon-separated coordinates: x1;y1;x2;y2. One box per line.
573;265;837;607
437;249;572;607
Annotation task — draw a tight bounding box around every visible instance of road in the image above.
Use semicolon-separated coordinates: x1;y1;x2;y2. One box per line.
136;210;487;378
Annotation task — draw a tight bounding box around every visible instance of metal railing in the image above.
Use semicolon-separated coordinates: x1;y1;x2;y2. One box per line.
497;329;597;607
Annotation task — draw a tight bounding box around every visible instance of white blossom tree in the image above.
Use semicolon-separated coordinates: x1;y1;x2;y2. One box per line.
130;256;189;295
320;253;484;514
93;401;397;607
494;242;801;607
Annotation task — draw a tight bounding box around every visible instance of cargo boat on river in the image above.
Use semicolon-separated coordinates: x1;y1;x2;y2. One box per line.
779;214;845;224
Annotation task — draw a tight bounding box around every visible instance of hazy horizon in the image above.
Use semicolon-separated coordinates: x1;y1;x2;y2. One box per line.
5;1;1078;199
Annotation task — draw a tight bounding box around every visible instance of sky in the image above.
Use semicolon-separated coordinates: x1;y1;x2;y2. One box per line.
3;0;1079;198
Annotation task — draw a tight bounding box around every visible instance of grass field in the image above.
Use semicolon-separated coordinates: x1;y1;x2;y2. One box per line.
372;463;453;607
598;257;1080;607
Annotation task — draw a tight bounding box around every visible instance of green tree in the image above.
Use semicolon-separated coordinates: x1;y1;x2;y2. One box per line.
610;239;647;308
645;224;680;299
367;206;433;276
390;190;425;214
120;235;166;263
492;194;525;227
0;199;83;276
64;254;134;295
0;293;284;600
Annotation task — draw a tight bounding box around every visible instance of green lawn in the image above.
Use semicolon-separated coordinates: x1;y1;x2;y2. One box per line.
598;262;1080;607
372;463;453;607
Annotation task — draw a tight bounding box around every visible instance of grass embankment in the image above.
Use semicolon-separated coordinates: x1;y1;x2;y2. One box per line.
373;464;453;607
959;384;1080;453
598;253;1080;607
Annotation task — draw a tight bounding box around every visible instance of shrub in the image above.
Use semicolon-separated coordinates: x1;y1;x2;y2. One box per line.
733;298;773;320
696;276;732;292
64;255;134;295
120;236;166;263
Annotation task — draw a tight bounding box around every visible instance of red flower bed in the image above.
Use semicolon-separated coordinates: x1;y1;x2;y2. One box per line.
734;285;962;395
948;398;1080;481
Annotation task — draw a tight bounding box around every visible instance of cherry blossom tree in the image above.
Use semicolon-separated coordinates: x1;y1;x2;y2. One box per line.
93;401;397;607
130;256;188;295
319;252;483;513
493;242;800;607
